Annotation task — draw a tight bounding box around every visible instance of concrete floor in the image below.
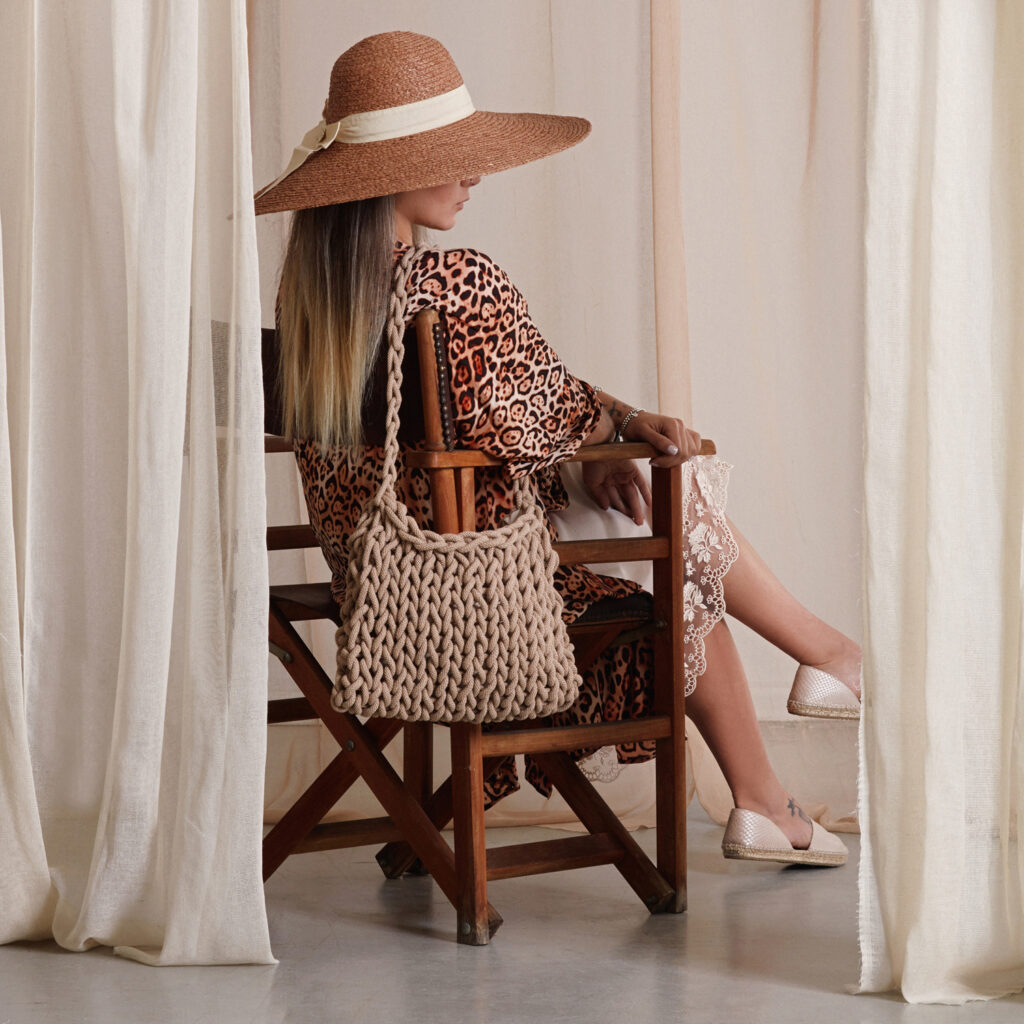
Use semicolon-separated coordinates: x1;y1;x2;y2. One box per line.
3;811;1023;1023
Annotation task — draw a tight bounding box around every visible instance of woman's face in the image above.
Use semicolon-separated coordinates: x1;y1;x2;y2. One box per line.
394;177;481;241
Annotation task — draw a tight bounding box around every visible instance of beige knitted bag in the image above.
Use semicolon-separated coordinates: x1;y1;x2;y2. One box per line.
333;245;583;723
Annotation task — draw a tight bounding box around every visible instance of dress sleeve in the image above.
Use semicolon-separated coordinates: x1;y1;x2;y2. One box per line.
434;249;602;479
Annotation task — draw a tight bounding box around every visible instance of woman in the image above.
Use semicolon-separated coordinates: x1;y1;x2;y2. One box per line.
256;31;861;864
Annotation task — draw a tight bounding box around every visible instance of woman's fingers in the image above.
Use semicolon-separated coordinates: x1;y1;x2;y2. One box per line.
623;481;646;525
606;474;648;526
583;460;653;525
586;479;610;510
642;422;686;467
637;473;652;508
686;427;702;458
644;418;682;454
633;415;702;466
607;488;628;518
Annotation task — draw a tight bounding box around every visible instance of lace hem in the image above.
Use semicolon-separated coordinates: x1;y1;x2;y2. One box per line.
578;455;738;781
681;455;738;696
578;744;624;783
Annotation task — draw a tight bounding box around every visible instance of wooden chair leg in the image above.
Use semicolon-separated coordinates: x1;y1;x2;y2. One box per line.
268;607;502;929
532;751;676;913
451;723;491;945
385;723;432;876
377;755;504;878
652;462;687;912
655;731;687;913
377;774;453;879
403;722;433;805
263;716;402;881
263;750;352;881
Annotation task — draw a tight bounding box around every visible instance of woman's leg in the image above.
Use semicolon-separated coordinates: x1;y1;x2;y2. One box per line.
686;619;813;847
721;517;861;697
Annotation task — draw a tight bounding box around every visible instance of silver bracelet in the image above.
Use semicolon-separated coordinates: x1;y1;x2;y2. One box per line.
615;406;643;442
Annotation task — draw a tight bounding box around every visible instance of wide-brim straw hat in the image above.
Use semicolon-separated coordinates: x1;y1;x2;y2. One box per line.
254;31;591;215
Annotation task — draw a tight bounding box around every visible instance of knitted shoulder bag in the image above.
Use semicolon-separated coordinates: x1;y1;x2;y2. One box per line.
332;245;583;723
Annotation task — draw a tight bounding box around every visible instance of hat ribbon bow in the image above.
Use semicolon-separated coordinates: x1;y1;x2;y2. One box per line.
256;84;475;200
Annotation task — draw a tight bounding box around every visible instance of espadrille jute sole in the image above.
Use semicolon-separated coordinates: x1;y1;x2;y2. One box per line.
786;699;860;721
722;843;847;867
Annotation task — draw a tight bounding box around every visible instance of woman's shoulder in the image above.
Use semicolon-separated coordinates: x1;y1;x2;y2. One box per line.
404;244;522;323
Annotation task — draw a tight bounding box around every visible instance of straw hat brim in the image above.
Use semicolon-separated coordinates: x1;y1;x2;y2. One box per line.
254;110;591;215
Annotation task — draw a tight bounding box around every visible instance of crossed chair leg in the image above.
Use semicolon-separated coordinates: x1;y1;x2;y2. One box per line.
266;606;504;937
266;603;686;944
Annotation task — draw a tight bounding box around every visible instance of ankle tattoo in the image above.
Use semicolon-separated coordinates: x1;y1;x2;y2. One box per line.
787;797;812;826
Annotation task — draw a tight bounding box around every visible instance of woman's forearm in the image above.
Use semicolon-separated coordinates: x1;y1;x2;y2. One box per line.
582;404;616;445
588;389;698;465
597;391;633;433
581;390;633;446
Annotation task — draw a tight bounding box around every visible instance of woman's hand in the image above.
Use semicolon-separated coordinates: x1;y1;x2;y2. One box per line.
581;459;652;526
621;411;702;468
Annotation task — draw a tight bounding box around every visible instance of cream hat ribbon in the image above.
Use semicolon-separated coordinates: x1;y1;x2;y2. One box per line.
255;84;476;199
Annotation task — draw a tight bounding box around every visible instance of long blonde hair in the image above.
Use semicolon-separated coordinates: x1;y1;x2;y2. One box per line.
276;196;395;449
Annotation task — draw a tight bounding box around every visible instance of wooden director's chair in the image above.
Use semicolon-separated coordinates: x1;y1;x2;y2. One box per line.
263;310;711;945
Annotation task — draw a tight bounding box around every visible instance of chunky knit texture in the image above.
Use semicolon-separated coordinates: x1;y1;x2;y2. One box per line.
333;245;582;722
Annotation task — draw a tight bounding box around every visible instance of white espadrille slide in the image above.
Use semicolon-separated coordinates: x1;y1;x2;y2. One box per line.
786;664;861;720
721;808;848;867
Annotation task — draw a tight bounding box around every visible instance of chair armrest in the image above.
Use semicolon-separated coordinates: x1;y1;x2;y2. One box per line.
568;442;659;462
404;449;503;468
265;434;293;453
404;438;715;469
567;439;717;461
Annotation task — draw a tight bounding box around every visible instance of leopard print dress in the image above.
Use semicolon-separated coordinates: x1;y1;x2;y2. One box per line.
294;242;729;805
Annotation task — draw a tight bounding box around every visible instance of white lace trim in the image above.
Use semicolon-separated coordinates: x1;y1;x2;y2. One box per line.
681;455;738;696
578;744;624;783
578;456;738;779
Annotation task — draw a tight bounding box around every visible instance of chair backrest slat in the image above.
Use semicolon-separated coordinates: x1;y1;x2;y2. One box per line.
412;311;463;533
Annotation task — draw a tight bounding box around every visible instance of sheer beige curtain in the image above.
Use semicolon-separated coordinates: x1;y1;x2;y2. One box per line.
858;0;1024;1003
0;0;273;965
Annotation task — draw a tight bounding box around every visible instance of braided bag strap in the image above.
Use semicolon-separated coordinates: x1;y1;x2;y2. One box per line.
376;244;529;510
333;245;580;722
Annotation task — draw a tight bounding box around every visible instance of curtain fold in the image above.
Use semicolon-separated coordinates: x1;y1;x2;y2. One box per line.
649;0;692;424
859;0;1024;1002
0;218;55;942
0;0;273;965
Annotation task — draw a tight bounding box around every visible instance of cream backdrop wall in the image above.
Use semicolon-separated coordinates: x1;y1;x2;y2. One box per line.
253;1;865;831
676;0;866;829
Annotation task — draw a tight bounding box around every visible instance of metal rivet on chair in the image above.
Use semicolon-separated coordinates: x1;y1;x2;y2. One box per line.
345;740;355;751
268;641;293;664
